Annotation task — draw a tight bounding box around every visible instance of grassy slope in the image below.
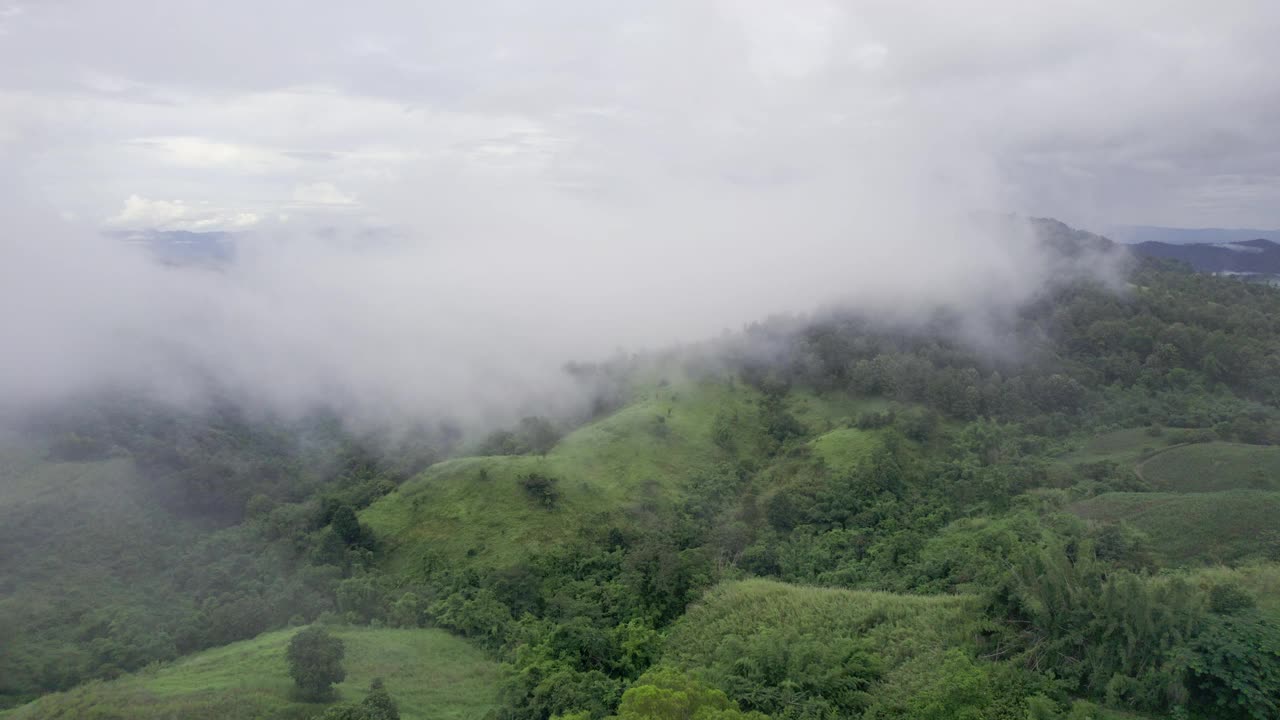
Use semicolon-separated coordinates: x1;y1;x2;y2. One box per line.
1137;442;1280;492
1058;428;1172;466
364;380;899;575
1069;490;1280;565
363;380;756;572
809;428;881;474
374;383;764;563
788;390;894;433
0;627;500;720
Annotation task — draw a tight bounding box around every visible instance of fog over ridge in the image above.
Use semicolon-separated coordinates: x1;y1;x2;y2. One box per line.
2;1;1275;426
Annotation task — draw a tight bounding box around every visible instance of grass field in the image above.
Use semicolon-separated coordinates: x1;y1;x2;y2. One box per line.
787;390;894;433
0;626;500;720
1136;442;1280;492
363;379;760;573
1058;427;1176;466
809;427;882;474
1069;490;1280;565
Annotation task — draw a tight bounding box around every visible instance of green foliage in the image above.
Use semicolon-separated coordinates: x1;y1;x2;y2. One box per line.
995;544;1205;711
663;579;979;717
1179;611;1280;720
520;472;562;509
884;649;992;720
708;627;880;717
314;678;400;720
332;505;366;545
287;627;346;701
611;667;767;720
481;416;564;456
11;255;1280;720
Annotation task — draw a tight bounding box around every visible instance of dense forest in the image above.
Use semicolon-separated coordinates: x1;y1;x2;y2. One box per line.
4;232;1280;720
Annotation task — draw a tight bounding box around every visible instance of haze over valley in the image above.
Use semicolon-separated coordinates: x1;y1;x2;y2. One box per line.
3;3;1280;720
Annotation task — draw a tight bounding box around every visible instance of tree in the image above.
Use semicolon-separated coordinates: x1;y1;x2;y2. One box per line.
360;678;401;720
613;667;767;720
315;679;400;720
520;473;561;509
331;505;364;546
517;416;562;455
287;626;346;700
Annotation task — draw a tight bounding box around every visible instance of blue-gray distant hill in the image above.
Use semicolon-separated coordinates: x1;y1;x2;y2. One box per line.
1130;237;1280;276
1109;225;1280;245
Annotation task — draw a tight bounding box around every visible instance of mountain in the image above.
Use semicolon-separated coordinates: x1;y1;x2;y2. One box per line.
7;218;1280;720
1109;225;1280;245
1130;237;1280;275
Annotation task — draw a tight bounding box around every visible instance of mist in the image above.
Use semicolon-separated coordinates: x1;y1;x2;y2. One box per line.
3;1;1275;428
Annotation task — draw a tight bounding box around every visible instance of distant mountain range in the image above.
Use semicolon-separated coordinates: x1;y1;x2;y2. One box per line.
1108;225;1280;245
1129;237;1280;277
108;221;1280;285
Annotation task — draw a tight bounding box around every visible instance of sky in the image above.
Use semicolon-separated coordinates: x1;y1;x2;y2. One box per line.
3;1;1280;232
0;1;1275;424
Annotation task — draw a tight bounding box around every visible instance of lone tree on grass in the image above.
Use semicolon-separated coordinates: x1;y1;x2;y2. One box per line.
287;626;346;700
316;678;401;720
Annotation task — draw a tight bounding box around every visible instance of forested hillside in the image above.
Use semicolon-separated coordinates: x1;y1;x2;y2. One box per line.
5;244;1280;720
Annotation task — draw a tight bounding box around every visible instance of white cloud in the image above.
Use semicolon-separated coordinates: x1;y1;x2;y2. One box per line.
291;182;357;206
128;136;296;174
13;0;1271;426
107;194;260;232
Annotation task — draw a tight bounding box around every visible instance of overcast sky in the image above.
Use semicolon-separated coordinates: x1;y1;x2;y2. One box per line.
0;2;1275;425
3;1;1279;232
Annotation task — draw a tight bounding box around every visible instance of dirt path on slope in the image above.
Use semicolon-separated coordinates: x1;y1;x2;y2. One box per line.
1132;442;1190;486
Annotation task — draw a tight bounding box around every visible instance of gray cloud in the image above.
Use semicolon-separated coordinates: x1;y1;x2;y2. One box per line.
0;1;1269;425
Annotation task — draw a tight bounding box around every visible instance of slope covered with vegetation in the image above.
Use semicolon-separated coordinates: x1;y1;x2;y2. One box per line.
0;626;499;720
6;241;1280;720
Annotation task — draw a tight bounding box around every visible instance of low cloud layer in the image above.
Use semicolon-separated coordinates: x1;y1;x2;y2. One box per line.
0;1;1272;425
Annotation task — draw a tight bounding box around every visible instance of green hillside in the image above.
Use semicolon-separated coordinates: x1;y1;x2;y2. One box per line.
1069;490;1280;564
0;450;202;704
363;380;765;571
0;450;197;587
809;428;882;474
1137;442;1280;492
657;579;983;719
1058;427;1172;466
0;627;499;720
8;254;1280;720
657;579;1155;719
